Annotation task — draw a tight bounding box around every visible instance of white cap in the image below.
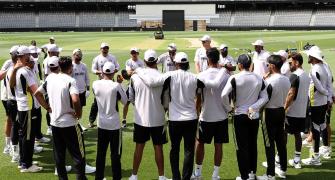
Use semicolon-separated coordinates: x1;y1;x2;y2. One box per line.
72;48;82;55
273;50;288;59
48;56;59;68
50;36;55;40
28;45;41;54
307;46;324;62
167;43;177;51
102;62;115;74
174;52;188;63
252;40;264;46
219;44;228;50
47;44;62;52
9;45;20;54
17;46;31;56
144;49;157;62
200;35;211;42
130;47;139;53
100;42;109;48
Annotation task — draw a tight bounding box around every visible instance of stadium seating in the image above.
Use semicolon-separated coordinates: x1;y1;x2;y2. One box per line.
79;12;116;27
0;11;35;28
272;9;312;27
117;12;137;27
39;12;76;28
232;10;271;27
314;9;335;26
208;10;232;27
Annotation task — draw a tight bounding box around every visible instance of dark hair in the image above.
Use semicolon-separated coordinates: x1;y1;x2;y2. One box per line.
291;52;303;65
237;54;252;69
31;40;36;46
206;47;220;64
179;62;190;71
144;59;157;67
267;55;284;70
59;56;72;72
50;66;59;72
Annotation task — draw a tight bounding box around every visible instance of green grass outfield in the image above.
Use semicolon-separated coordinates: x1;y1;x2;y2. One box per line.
0;31;334;180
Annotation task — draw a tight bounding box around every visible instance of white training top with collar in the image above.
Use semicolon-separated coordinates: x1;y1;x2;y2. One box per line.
128;68;165;127
221;70;268;115
5;66;16;100
194;47;209;72
1;59;13;101
125;58;144;71
265;73;290;109
252;50;271;77
309;63;328;107
93;79;127;130
37;73;79;127
72;62;90;93
157;52;176;73
91;54;120;78
197;67;230;122
286;68;310;118
15;67;37;111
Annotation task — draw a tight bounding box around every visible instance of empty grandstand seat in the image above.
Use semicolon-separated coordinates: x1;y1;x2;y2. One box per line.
233;10;271;27
208;10;231;27
314;9;335;26
117;11;137;27
79;12;115;27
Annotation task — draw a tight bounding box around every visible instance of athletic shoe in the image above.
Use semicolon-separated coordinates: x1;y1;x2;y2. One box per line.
11;153;20;163
34;145;43;154
249;171;256;180
212;175;220;180
288;159;302;169
257;174;275;180
275;167;286;178
122;120;127;128
20;164;43;173
3;145;11;155
191;173;202;180
36;137;51;143
80;124;88;132
54;165;72;175
46;126;52;136
129;174;138;180
302;139;312;147
88;123;96;128
302;156;322;166
85;164;96;174
18;161;39;169
159;176;172;180
319;146;331;159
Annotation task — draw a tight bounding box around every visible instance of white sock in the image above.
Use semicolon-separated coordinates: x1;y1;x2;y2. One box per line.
158;175;166;180
195;164;202;176
5;137;11;146
131;174;138;179
212;165;220;177
294;151;301;162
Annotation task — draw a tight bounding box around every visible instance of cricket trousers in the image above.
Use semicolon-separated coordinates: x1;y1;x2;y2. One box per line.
233;114;259;180
95;128;122;180
18;110;36;168
89;98;98;124
52;124;87;180
262;108;287;176
310;105;328;153
45;94;51;126
169;120;198;180
7;100;19;145
32;107;43;139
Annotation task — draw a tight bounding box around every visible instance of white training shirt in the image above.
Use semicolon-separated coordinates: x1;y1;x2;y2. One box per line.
37;73;79;127
219;55;236;66
194;47;209;72
15;67;37;111
265;73;290;109
221;70;268;115
1;59;13;101
93;79;127;130
129;68;165;127
42;56;56;76
281;61;291;78
28;68;41;109
157;52;176;73
125;58;144;71
72;62;90;93
91;54;120;78
323;63;334;103
197;67;230;122
5;66;16;100
286;68;310;118
309;63;328;107
252;50;271;77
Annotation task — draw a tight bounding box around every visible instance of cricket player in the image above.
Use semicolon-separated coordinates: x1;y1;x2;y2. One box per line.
250;40;271;78
195;35;212;73
157;43;177;73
